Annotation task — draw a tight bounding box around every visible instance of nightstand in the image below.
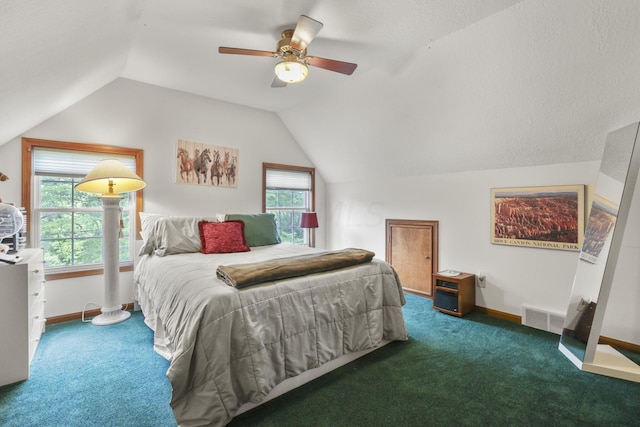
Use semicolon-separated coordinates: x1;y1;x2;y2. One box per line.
432;272;475;317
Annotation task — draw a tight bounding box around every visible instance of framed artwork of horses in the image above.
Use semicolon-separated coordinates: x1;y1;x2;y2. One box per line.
491;184;585;251
176;139;239;187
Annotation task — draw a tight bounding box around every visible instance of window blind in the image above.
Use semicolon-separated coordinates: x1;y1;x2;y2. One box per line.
265;168;311;190
33;148;136;177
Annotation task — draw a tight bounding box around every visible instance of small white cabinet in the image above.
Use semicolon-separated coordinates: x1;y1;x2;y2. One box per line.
0;248;46;386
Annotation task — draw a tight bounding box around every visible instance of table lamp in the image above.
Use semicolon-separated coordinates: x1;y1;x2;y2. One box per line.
300;212;318;247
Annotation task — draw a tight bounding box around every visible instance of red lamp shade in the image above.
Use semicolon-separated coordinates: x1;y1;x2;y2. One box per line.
300;212;318;228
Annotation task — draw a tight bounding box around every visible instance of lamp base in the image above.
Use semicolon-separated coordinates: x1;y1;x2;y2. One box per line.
91;307;131;326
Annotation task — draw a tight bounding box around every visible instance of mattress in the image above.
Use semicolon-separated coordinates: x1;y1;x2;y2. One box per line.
134;243;408;426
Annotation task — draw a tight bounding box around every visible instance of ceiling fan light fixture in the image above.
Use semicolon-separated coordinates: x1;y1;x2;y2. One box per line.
275;60;308;83
219;15;358;86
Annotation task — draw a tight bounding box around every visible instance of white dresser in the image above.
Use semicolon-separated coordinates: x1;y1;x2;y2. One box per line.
0;248;46;386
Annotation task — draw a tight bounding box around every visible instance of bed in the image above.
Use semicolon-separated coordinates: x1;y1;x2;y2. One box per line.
133;213;408;426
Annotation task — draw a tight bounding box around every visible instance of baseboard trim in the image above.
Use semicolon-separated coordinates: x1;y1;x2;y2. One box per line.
403;288;432;298
475;305;521;324
476;305;640;355
599;335;640;355
47;303;135;325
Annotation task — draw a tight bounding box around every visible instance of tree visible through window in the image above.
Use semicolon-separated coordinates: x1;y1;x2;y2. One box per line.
22;138;143;279
37;176;132;267
263;163;315;245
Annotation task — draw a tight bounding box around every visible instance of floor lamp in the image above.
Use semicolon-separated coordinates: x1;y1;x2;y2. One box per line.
76;159;146;326
300;212;318;248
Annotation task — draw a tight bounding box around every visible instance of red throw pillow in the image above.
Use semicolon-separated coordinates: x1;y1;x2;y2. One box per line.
198;220;250;254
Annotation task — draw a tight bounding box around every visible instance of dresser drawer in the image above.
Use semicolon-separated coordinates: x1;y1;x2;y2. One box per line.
0;248;46;386
29;280;45;311
27;258;45;293
28;318;46;363
28;300;46;334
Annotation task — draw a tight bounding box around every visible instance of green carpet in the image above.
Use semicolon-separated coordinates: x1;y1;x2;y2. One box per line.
0;311;174;427
1;294;639;426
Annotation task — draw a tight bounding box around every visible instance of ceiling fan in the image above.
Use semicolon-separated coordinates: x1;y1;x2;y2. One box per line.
218;15;358;87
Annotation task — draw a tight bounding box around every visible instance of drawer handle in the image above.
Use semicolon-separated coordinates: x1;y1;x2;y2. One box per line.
33;315;40;320
33;269;40;273
32;292;39;297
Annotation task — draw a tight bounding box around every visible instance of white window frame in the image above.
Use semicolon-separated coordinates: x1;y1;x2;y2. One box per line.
262;163;315;245
22;138;144;280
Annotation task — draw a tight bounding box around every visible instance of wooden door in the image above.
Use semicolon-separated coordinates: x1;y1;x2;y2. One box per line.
385;219;438;298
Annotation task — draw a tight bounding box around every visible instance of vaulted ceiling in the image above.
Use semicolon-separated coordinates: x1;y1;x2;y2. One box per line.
3;1;640;183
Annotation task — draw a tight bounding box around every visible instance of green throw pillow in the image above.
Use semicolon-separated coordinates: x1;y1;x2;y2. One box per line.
225;213;281;247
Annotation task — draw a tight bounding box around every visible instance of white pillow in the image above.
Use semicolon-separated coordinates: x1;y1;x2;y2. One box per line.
139;212;164;237
137;213;222;256
138;213;166;256
151;216;203;257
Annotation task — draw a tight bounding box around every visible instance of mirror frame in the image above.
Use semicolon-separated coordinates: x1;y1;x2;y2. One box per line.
559;121;640;382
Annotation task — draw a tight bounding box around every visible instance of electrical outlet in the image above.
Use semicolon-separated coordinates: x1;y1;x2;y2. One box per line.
476;272;486;288
577;297;590;311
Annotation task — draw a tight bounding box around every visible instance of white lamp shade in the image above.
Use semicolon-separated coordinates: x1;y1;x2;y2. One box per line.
275;61;309;83
75;159;146;196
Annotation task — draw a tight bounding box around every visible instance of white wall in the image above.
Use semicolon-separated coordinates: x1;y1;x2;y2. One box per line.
0;78;325;318
280;0;640;185
327;160;640;345
278;0;640;346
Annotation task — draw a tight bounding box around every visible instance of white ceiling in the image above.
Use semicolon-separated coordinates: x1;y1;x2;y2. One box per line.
0;0;142;147
122;0;523;112
0;0;521;145
4;1;640;184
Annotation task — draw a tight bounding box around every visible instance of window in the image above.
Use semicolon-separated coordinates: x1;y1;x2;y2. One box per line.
262;163;315;245
22;138;144;280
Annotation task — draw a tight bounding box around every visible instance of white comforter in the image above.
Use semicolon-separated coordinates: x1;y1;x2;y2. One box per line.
134;244;408;426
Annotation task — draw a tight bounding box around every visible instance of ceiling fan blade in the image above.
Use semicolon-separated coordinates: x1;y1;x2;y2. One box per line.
306;56;358;75
218;47;276;57
271;76;287;88
290;15;323;51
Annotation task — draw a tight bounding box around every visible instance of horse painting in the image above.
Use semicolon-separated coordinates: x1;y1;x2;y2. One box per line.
176;139;238;187
176;147;194;183
225;154;237;186
194;148;212;184
210;150;224;186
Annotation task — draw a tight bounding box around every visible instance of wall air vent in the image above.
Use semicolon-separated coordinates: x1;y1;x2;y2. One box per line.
522;305;565;335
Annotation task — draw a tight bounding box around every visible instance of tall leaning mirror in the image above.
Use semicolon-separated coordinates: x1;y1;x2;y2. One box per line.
559;121;640;382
